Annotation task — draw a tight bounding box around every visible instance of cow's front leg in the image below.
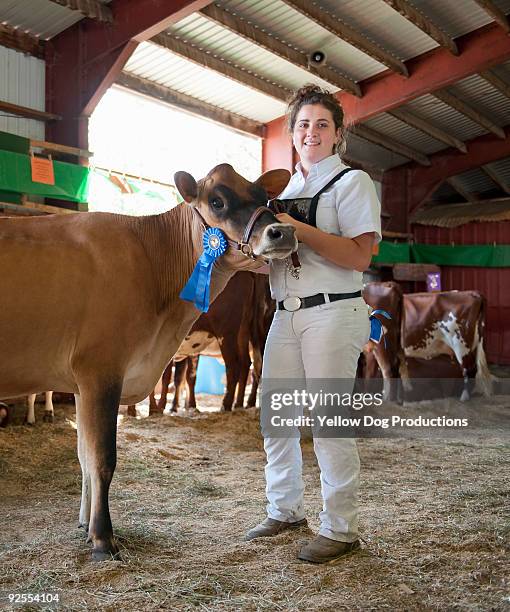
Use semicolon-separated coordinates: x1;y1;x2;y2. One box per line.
0;402;9;427
460;354;477;402
221;343;239;411
171;359;186;412
76;381;121;561
156;361;173;414
373;348;392;402
25;394;36;425
234;354;251;409
247;348;262;407
185;356;198;410
43;391;54;423
75;394;90;533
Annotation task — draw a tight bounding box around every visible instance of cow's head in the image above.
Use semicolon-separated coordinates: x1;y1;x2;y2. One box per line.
175;164;297;268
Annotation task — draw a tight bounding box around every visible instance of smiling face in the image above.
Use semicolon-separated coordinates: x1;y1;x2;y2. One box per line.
292;104;342;173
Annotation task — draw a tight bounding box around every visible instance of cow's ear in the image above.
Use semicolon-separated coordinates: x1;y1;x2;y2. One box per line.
174;171;197;203
255;169;291;199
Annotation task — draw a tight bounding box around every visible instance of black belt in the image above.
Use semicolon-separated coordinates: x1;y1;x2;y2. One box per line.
277;291;362;312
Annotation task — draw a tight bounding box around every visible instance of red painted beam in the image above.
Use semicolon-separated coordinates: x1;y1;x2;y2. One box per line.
339;21;510;125
262;116;294;174
381;167;409;233
381;127;510;230
407;126;510;211
46;0;211;148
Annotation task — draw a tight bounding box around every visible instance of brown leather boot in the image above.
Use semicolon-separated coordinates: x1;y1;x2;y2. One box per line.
244;518;307;541
298;535;360;563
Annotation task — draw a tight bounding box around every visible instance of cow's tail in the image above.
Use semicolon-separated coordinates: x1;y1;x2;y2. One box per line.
475;298;493;397
475;340;493;397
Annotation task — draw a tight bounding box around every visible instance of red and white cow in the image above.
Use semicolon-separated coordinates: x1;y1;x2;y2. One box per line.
400;290;492;401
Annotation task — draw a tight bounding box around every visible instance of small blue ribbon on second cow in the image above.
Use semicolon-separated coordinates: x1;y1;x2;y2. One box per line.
180;227;228;312
369;309;392;346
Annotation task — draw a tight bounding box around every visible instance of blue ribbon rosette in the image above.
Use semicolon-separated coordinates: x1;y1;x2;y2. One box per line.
369;309;392;346
180;227;228;312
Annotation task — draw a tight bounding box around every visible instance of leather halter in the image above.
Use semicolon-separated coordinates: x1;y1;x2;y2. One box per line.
191;205;272;261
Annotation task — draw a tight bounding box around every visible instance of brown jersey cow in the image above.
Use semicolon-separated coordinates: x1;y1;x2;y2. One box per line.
0;164;296;561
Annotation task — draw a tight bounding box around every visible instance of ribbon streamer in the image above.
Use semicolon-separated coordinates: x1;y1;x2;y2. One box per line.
369;309;392;346
180;227;228;312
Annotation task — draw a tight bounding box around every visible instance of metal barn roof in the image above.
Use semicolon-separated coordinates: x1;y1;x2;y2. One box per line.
1;0;510;210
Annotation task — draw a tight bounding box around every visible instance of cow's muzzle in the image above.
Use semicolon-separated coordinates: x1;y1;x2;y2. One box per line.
253;222;297;258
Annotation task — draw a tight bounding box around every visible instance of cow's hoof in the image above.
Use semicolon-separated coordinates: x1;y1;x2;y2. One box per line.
92;549;121;562
79;522;89;533
43;412;54;423
23;420;35;427
149;409;164;416
90;536;120;561
0;406;8;427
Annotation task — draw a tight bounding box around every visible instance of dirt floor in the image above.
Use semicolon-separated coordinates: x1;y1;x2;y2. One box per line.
0;393;509;611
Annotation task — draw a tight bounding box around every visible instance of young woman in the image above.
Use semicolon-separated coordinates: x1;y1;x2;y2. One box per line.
246;85;382;564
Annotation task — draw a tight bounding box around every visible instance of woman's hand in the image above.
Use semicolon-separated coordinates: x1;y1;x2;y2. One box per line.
276;212;375;271
275;213;306;241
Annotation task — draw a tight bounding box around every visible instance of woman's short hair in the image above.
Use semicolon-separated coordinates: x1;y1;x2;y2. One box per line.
287;84;346;156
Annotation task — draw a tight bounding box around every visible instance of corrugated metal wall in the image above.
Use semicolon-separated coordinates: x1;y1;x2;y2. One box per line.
0;45;45;139
413;222;510;364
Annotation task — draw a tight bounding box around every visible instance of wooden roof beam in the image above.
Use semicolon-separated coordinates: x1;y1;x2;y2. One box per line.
280;0;408;77
117;72;265;138
46;0;113;23
199;4;361;97
150;34;290;102
479;69;510;98
382;0;458;55
389;107;467;153
0;23;45;59
433;88;506;139
342;155;384;182
481;164;510;194
0;100;60;122
471;1;510;33
354;124;430;166
445;176;477;202
406;126;510;211
338;22;510;125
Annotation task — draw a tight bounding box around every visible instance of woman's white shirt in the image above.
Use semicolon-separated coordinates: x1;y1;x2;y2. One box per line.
269;154;382;301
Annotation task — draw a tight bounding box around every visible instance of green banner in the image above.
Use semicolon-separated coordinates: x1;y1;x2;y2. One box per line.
412;243;510;267
373;241;510;268
0;131;29;154
372;241;411;264
0;149;89;202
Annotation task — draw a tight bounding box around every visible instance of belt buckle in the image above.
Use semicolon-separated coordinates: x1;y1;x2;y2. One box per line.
283;296;302;311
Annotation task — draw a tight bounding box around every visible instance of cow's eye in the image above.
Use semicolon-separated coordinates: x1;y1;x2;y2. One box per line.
210;198;224;210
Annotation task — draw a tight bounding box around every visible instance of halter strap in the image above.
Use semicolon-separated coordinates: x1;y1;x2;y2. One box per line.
191;205;272;261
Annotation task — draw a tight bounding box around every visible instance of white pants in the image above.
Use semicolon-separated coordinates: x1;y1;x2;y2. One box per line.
261;297;370;543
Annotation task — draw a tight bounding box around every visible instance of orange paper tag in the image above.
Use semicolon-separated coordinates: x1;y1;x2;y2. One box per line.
372;242;380;256
31;154;55;185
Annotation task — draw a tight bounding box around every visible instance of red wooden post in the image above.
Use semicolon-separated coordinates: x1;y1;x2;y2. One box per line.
45;0;212;149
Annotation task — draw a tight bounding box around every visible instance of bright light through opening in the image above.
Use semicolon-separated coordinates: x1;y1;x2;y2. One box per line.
87;86;262;215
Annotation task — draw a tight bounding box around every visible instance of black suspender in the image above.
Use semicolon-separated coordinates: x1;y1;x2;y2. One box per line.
308;167;356;228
